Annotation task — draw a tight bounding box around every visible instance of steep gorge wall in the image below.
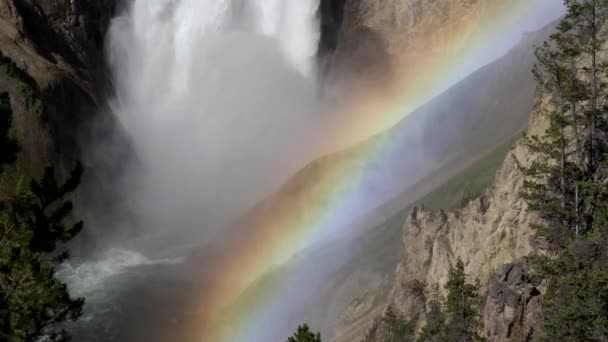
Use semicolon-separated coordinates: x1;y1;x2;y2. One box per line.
0;0;113;90
0;0;115;176
320;0;520;82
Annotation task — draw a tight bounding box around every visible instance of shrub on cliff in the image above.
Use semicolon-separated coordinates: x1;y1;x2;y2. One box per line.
287;324;322;342
0;93;84;341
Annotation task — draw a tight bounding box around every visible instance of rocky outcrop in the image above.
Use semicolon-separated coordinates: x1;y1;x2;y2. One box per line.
483;262;547;341
386;98;551;337
388;138;539;315
333;85;553;342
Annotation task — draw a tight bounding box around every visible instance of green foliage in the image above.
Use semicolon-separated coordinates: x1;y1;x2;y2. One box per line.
415;259;484;342
442;259;484;342
535;253;608;341
380;306;416;342
287;324;322;342
421;263;482;342
522;1;608;340
0;93;84;341
417;296;446;342
522;0;608;243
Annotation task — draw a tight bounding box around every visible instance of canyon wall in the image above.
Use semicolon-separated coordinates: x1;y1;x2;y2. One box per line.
0;0;115;175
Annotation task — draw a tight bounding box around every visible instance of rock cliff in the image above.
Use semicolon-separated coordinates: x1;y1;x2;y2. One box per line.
321;0;535;83
0;0;114;175
0;0;113;89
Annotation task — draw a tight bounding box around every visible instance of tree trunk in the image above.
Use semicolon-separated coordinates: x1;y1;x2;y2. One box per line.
558;87;567;212
575;182;580;237
590;3;598;173
570;58;584;165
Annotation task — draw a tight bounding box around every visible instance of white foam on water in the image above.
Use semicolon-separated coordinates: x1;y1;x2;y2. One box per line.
57;248;183;297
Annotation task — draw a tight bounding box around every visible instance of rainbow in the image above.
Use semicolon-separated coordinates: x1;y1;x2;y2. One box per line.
183;1;563;341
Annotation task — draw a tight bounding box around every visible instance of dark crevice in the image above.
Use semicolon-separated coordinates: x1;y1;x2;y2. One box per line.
317;0;348;73
503;263;515;282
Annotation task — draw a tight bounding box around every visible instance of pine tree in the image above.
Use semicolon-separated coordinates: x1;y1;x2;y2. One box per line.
417;294;446;342
287;324;322;342
415;260;483;342
522;1;608;340
442;259;484;342
532;40;570;214
0;93;85;341
563;0;608;233
523;24;586;246
532;251;608;341
380;306;416;342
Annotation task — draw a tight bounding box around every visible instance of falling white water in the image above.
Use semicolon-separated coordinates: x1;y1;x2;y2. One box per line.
255;0;321;75
112;0;319;103
65;0;320;319
68;3;321;339
105;0;321;241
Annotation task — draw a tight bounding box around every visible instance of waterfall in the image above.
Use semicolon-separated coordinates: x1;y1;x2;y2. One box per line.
105;0;321;240
63;3;321;339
